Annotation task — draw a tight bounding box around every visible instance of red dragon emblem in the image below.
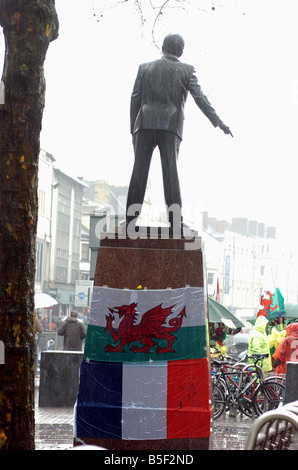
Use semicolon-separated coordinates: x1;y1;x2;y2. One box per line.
104;302;186;354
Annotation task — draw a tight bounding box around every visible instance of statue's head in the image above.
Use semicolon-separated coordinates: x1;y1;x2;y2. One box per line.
162;34;184;58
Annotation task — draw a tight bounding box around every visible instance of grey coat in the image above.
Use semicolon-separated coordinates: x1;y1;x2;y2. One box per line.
130;54;222;139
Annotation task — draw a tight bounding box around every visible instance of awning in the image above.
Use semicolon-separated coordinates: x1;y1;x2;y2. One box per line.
34;292;58;309
207;297;245;328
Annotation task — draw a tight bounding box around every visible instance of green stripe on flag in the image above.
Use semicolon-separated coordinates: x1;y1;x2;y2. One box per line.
83;324;207;363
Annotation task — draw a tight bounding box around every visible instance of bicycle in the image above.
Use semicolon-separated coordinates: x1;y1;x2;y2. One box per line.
211;353;285;420
211;352;248;419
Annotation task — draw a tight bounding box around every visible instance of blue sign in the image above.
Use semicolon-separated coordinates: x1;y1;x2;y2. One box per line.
224;255;230;294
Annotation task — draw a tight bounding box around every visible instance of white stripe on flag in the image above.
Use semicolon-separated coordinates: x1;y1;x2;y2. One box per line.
122;362;168;440
88;286;205;329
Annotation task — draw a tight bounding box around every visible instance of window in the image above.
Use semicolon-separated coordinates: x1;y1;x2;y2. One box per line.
81;243;89;261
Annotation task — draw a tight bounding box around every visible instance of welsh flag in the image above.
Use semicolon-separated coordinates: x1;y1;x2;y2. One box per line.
75;286;210;441
257;288;285;321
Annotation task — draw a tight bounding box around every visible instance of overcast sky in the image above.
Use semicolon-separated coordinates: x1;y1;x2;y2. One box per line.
2;0;298;242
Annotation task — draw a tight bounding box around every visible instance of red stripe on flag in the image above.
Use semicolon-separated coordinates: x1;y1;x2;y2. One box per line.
167;358;211;439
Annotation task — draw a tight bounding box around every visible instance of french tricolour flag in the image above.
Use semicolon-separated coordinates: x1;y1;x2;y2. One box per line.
75;286;210;441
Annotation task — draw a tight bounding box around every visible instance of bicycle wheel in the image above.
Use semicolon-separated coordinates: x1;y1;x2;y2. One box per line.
238;371;258;418
253;380;285;416
238;388;256;418
212;382;226;420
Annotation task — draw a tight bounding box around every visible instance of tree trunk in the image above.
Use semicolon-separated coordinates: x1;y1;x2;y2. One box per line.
0;0;58;450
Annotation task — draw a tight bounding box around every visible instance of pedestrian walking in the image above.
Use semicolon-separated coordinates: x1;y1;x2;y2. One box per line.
58;310;86;351
248;315;272;374
272;322;298;374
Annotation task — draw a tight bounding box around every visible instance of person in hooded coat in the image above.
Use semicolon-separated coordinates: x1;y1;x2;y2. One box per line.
272;322;298;374
248;315;272;374
58;310;86;351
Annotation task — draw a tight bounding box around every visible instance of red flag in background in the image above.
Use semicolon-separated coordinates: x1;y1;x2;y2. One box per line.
216;278;220;303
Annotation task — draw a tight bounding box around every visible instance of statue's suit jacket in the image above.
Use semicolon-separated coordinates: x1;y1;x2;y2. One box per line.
130;54;222;140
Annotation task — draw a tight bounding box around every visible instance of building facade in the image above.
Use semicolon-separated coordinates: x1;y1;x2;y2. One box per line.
48;169;86;313
35;150;86;316
35;149;55;294
202;213;298;322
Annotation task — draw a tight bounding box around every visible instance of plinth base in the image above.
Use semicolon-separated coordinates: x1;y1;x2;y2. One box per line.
74;436;209;451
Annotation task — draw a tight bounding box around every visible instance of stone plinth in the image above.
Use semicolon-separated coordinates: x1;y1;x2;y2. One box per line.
39;351;83;407
95;232;204;289
75;231;210;450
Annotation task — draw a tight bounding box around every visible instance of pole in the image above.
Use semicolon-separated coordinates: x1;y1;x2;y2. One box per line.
271;268;283;331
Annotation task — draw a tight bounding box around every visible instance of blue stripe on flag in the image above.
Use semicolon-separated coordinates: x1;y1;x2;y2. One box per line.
76;360;122;439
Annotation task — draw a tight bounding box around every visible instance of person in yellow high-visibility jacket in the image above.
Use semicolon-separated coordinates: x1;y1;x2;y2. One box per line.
248;316;272;374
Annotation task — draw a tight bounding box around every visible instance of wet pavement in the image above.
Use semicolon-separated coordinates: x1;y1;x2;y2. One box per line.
34;378;298;451
34;407;251;450
35;377;73;450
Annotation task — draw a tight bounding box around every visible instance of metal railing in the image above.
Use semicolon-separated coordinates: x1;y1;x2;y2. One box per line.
245;400;298;450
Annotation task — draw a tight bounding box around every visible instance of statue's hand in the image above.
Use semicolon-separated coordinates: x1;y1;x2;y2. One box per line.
219;122;233;137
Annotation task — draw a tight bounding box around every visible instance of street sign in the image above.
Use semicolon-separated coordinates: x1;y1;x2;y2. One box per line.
75;280;93;308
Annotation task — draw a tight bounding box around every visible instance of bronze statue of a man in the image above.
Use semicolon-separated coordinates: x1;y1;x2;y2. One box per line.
126;33;232;230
